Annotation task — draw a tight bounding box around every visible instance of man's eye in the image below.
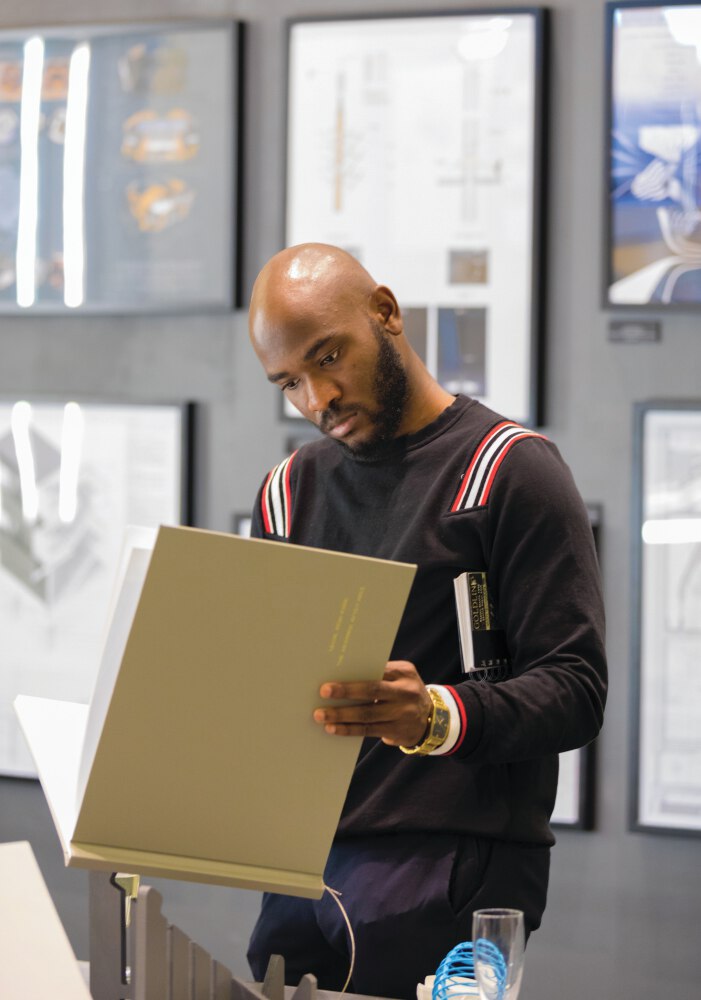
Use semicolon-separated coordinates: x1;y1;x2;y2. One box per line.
320;349;340;367
282;379;299;392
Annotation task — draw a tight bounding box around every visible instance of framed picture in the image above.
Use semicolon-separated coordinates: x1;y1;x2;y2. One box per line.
232;512;252;537
631;401;701;834
0;399;193;776
551;744;596;829
550;503;601;829
285;430;321;456
0;19;240;314
286;9;547;426
280;393;305;421
606;2;701;306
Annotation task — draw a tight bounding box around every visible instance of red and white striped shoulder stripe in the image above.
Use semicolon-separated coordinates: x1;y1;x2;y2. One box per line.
451;421;546;512
261;451;297;537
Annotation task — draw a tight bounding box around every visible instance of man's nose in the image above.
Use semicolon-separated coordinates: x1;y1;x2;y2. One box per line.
306;376;340;414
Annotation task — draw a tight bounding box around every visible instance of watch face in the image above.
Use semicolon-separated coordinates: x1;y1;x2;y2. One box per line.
432;709;450;742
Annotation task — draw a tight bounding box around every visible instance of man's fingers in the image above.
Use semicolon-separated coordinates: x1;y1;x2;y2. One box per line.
320;722;371;737
383;660;420;681
319;680;383;702
313;702;389;726
319;721;404;742
315;661;430;745
319;664;421;703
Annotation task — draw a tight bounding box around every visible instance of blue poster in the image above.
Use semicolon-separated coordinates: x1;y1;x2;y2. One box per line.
609;4;701;304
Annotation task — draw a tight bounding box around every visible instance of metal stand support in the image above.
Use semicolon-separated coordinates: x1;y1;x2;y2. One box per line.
89;872;317;1000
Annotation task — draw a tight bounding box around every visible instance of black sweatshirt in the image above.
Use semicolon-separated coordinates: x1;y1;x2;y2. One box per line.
252;395;607;846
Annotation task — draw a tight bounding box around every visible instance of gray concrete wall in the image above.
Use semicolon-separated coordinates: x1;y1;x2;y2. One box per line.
1;1;699;998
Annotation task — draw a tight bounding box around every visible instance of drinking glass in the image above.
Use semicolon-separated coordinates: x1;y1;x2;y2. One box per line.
471;908;525;1000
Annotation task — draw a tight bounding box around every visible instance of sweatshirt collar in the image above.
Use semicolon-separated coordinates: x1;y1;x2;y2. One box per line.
341;394;476;464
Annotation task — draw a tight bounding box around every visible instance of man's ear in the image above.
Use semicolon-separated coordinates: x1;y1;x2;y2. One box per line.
372;285;403;336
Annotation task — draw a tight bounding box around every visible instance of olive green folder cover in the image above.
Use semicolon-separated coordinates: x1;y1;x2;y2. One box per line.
15;525;416;899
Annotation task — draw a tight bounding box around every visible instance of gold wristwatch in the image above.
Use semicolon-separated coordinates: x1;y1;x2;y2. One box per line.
399;687;450;756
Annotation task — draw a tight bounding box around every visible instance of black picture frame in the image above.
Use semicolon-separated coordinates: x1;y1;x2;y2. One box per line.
630;400;701;835
0;19;241;314
550;502;601;830
284;8;548;427
279;392;305;422
551;744;597;831
284;429;321;457
605;2;701;308
0;398;194;777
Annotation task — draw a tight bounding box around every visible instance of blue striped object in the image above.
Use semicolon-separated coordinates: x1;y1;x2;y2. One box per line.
432;941;479;1000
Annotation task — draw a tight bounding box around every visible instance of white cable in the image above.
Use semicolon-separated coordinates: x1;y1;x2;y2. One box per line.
323;883;356;994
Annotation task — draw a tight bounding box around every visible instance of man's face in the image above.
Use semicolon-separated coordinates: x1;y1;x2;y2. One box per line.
255;306;409;458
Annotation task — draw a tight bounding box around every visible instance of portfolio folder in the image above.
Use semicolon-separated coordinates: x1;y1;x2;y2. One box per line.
15;525;416;899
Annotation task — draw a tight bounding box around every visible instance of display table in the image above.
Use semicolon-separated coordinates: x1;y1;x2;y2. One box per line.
0;841;92;1000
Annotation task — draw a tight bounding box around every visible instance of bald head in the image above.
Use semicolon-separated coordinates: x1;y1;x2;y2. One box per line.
249;243;377;346
247;243;454;448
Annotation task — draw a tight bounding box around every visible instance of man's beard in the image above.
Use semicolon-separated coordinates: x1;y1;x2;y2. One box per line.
320;325;409;459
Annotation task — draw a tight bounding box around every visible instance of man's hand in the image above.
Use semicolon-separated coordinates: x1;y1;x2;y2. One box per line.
312;660;433;747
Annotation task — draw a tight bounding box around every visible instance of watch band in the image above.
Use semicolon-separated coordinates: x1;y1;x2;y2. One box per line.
399;687;451;756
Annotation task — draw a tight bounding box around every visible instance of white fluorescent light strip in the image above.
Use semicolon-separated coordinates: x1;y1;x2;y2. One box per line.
642;517;701;545
58;403;84;524
16;36;45;309
11;402;39;524
63;43;91;309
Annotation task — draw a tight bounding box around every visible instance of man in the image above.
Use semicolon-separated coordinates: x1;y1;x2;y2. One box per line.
246;243;607;999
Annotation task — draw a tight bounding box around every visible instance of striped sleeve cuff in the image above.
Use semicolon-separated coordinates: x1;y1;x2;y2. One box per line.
426;684;467;756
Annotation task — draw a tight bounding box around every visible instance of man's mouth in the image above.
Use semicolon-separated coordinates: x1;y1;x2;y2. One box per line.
324;412;358;439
